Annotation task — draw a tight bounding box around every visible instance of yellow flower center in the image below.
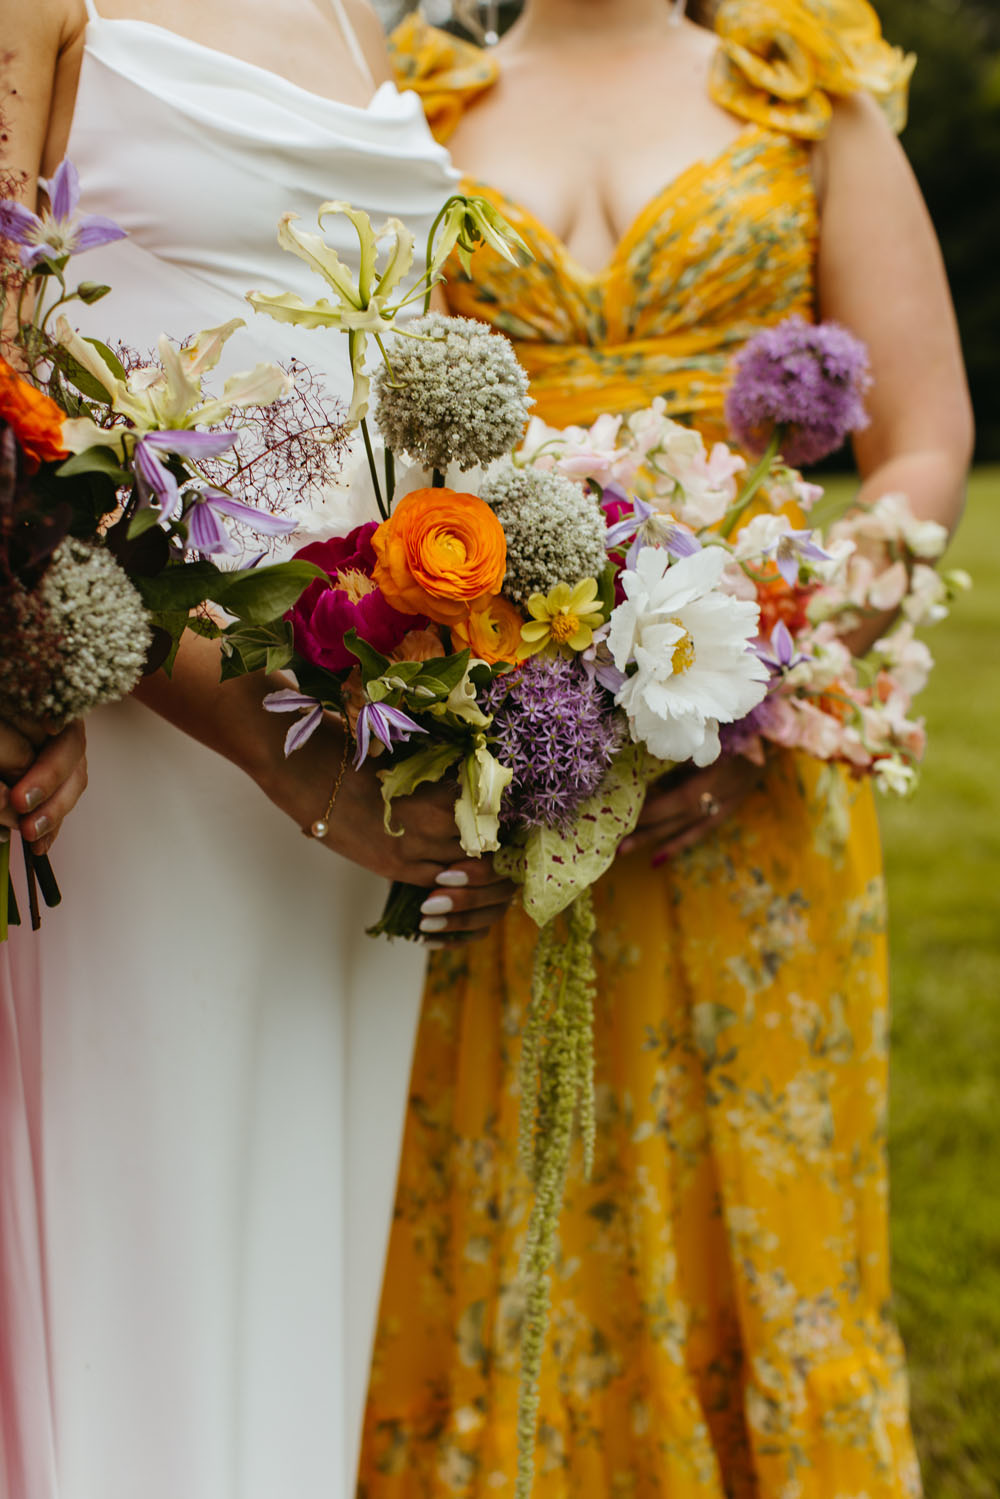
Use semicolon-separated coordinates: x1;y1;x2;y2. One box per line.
550;611;580;644
669;617;697;675
335;568;377;603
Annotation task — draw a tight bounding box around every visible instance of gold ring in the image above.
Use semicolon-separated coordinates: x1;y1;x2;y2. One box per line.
699;791;721;819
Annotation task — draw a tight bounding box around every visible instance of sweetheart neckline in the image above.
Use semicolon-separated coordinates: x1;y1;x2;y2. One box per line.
462;121;792;283
83;14;399;117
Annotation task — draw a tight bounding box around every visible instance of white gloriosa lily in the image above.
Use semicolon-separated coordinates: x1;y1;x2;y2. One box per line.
246;203;416;422
428;194;530;278
57;316;292;455
608;545;769;766
455;737;513;856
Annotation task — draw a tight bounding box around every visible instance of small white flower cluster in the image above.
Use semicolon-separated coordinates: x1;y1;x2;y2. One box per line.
0;539;151;728
481;458;608;605
373;313;531;473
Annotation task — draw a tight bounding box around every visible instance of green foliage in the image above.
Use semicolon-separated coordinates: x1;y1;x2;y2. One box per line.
876;0;1000;458
826;470;1000;1495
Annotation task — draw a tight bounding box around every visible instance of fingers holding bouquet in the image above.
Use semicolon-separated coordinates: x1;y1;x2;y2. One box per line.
619;754;765;866
0;716;88;855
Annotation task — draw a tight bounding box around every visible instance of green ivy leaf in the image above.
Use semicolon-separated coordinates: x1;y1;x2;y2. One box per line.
343;628;392;683
56;445;131;486
217;559;325;624
136;559;228;612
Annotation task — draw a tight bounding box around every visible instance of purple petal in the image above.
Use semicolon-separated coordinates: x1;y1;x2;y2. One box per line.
144;429;237;460
664;523;701;558
775;549;801;587
202;490;296;535
73;214;127;252
284;705;324;755
264;689;322;713
594;661;628;694
0;199;41;245
187;498;238;554
377;704;426;738
41;159;79;222
354;705;374;767
771;620;795;666
134;440;179;519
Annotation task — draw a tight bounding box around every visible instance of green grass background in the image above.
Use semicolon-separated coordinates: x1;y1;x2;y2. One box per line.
830;467;1000;1495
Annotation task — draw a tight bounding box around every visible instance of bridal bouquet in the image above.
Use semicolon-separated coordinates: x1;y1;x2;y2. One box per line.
0;159;346;936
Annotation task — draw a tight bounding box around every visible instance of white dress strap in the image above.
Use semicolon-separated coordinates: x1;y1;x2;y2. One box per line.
328;0;376;90
82;0;100;20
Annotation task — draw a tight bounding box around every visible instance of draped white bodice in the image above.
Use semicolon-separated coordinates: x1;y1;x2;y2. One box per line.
66;1;457;384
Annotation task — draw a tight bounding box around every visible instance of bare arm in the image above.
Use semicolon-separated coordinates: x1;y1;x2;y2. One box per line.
816;93;973;539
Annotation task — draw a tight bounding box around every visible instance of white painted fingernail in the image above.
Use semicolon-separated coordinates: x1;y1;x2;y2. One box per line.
420;894;453;916
419;915;449;934
435;869;469;888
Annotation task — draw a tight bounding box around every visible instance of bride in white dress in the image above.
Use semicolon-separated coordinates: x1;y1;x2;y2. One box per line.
0;2;511;1494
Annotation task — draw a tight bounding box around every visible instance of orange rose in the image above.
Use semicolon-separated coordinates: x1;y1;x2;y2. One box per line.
371;487;507;627
451;594;527;665
0;357;68;473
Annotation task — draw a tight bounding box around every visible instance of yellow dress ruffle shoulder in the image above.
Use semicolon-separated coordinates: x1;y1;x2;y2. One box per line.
361;7;922;1497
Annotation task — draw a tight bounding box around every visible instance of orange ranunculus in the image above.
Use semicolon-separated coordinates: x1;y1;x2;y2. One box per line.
371;487;507;627
451;594;527;665
391;626;446;663
0;356;68;473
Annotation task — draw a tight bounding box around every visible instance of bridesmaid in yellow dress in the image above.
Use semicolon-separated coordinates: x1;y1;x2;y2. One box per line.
362;3;973;1495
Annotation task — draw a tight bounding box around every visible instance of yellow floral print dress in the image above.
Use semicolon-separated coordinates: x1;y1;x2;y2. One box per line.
362;7;922;1497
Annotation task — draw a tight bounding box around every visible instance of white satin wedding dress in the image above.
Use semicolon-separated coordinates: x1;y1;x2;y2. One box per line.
0;5;455;1496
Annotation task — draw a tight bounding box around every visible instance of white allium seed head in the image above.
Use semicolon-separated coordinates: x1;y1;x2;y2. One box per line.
373;312;531;472
481;458;609;605
0;539;152;728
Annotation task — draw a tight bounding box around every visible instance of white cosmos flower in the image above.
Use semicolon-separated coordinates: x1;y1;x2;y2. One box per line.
608;545;769;766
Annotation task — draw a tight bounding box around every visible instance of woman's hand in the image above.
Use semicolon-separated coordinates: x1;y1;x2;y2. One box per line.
618;754;763;865
255;713;516;943
0;717;89;855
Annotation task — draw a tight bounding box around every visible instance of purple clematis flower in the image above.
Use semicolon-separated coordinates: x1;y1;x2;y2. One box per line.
0;159;125;268
186;489;296;555
263;689;325;756
768;526;832;587
133;429;237;522
355;702;426;768
605;495;702;569
755;620;810;676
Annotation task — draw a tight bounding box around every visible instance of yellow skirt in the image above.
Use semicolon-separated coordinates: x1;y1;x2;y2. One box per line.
359;751;922;1498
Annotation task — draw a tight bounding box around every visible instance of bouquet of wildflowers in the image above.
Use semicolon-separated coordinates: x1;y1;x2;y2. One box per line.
242;200;923;1499
0;159;349;936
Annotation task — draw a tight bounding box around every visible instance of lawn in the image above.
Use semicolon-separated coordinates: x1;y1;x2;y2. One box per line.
844;467;1000;1496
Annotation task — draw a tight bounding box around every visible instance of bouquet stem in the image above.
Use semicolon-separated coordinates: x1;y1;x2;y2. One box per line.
516;889;597;1499
0;831;10;942
367;879;427;941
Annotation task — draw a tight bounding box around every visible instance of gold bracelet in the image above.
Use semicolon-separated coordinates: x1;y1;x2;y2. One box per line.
306;727;352;840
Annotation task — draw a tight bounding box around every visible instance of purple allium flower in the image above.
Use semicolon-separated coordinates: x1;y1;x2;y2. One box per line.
482;654;622;834
725;315;872;468
0;159;125;269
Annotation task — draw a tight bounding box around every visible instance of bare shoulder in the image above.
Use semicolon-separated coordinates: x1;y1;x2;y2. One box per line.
0;0;84;53
813;89;909;206
341;0;393;78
